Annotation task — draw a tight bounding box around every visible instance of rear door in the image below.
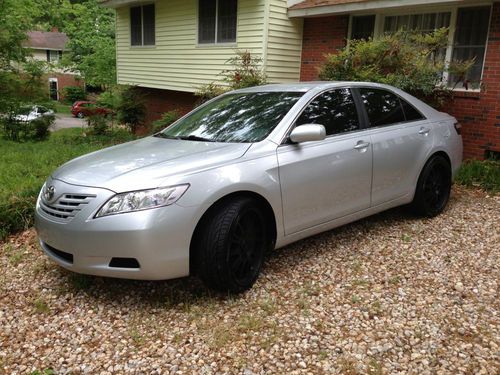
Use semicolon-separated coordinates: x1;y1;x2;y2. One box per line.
355;87;433;206
277;88;372;235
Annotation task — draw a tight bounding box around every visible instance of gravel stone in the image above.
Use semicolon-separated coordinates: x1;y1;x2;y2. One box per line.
0;186;498;374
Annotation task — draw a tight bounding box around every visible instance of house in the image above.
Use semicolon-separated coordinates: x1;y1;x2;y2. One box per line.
102;0;499;160
23;28;83;101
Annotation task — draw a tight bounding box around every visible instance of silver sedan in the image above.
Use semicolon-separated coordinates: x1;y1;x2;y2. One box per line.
35;82;463;292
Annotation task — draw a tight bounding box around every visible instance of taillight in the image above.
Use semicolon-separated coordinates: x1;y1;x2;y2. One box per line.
453;122;462;135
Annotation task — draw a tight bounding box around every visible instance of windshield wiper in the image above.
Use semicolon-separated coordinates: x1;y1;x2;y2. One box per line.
153;133;177;139
176;135;216;142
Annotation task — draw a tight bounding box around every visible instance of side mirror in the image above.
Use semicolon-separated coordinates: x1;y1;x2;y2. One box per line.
289;124;326;143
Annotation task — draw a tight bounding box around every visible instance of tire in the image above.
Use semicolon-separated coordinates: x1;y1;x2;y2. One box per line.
411;155;452;217
193;197;269;293
76;112;84;119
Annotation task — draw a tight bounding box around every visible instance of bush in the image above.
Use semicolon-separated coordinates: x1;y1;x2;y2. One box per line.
29;114;54;140
151;110;180;133
318;29;474;108
86;114;109;135
1;114;54;141
63;86;86;104
116;86;146;133
455;159;500;194
195;51;267;104
96;86;121;110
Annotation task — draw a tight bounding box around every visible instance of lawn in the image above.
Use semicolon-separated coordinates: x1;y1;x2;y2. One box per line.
52;101;72;115
0;128;136;239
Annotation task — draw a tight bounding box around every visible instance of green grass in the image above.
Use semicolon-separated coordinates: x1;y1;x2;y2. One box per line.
455;159;500;194
52;101;72;115
0;128;136;240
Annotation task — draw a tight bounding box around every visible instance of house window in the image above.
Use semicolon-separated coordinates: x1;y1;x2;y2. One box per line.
348;6;492;90
130;4;155;46
198;0;237;44
47;50;62;63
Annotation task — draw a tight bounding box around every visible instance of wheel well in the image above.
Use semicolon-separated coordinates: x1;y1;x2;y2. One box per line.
430;151;451;167
189;191;278;274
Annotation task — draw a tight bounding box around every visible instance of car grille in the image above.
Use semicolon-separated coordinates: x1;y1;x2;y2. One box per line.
40;194;96;221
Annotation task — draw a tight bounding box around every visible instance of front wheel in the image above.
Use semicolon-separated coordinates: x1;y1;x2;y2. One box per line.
193;197;269;293
411;155;452;217
76;112;84;118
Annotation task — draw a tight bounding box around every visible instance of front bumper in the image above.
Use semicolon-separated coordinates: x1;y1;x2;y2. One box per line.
35;178;199;280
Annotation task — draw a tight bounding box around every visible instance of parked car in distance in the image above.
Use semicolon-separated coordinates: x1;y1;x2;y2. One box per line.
71;101;112;118
14;105;54;122
36;82;463;293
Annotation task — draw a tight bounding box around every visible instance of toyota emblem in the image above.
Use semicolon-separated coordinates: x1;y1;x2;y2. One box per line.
43;185;56;202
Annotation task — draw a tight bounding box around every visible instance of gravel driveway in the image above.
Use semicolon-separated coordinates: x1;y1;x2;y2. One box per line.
0;187;498;374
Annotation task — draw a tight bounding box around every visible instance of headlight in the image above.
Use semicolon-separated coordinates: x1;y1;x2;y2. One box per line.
95;184;189;218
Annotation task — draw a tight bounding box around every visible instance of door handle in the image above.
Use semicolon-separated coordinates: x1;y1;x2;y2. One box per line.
354;141;370;150
418;127;430;135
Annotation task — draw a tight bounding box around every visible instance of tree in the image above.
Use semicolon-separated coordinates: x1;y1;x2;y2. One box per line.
61;0;116;88
318;29;474;108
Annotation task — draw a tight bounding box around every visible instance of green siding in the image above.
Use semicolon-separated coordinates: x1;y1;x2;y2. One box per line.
115;0;302;92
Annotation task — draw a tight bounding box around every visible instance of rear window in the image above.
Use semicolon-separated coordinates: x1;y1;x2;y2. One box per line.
359;88;405;127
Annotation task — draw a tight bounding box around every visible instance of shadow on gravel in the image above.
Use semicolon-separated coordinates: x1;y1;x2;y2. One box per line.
51;194;458;310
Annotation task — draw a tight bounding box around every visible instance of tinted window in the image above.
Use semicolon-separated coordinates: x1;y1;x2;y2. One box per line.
359;88;405;127
400;98;425;122
296;89;360;136
160;92;303;143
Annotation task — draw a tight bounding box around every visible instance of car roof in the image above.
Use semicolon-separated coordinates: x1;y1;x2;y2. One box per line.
233;81;397;93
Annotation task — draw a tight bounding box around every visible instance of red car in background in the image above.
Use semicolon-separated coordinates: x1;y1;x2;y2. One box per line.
71;101;113;118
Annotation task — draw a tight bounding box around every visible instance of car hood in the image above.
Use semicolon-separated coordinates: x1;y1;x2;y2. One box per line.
52;136;252;192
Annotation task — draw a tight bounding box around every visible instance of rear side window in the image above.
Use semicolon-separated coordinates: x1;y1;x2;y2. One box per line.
296;88;360;136
400;98;425;122
359;88;405;127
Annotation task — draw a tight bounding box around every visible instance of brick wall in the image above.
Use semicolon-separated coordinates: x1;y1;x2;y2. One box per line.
299;10;500;160
137;87;198;133
300;15;349;81
446;3;500;159
47;73;84;101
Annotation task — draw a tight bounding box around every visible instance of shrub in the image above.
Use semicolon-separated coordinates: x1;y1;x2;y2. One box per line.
63;86;86;104
455;159;500;194
86;114;109;135
151;110;180;133
318;29;474;108
116;86;146;133
195;51;267;104
96;86;121;110
1;113;54;141
28;114;54;140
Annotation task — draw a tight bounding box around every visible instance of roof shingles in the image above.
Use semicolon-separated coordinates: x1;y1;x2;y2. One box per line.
24;31;69;51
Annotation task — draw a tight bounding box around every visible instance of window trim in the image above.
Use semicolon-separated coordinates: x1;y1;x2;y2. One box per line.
130;3;156;48
197;0;238;46
354;87;427;130
347;3;493;92
281;87;367;145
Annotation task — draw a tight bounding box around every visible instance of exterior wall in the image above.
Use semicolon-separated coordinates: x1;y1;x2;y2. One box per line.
300;15;348;81
116;0;266;92
46;73;84;101
115;0;303;92
298;12;500;159
32;50;48;62
265;0;303;82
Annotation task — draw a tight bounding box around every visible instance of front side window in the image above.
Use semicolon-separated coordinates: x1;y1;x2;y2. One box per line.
359;88;406;127
198;0;237;44
296;89;360;136
159;92;303;142
130;4;155;46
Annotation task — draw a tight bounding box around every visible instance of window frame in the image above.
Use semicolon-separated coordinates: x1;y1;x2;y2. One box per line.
347;3;493;92
130;3;156;48
197;0;238;46
353;87;427;130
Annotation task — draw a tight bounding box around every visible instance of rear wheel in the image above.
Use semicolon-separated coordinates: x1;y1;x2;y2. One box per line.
193;197;268;293
76;112;84;118
411;155;452;217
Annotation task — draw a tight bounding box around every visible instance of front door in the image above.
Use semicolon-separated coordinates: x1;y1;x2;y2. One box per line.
277;88;372;235
49;79;58;101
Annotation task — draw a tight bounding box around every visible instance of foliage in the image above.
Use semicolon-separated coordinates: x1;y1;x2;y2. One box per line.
116;86;147;133
96;85;122;110
0;128;136;240
61;0;116;88
86;114;109;135
195;51;267;104
318;29;474;107
63;86;86;103
2;114;54;142
0;0;31;71
152;111;180;133
455;159;500;194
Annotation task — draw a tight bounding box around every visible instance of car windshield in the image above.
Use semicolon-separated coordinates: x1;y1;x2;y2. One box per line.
18;106;33;115
158;91;304;143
